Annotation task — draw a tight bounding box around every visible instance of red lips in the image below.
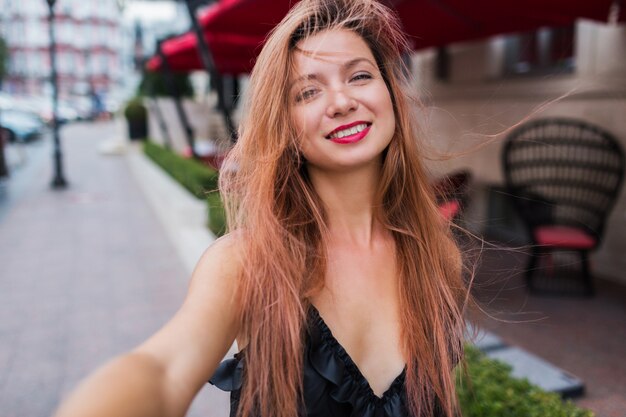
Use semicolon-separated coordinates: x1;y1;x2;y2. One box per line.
325;121;370;138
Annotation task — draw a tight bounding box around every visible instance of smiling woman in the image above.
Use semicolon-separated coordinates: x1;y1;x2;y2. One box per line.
54;1;469;417
216;1;468;416
290;29;395;172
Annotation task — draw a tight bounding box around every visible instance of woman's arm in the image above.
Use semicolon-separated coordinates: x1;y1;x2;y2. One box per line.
54;235;242;417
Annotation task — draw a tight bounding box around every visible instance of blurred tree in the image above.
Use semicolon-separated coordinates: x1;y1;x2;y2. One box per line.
0;36;8;90
137;70;194;98
0;36;8;178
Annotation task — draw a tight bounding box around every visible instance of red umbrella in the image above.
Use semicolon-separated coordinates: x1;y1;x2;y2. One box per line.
146;32;197;72
198;0;293;37
394;0;623;49
145;30;265;74
147;0;623;74
146;0;287;73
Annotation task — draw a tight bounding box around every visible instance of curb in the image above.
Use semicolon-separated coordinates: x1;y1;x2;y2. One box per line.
125;141;215;276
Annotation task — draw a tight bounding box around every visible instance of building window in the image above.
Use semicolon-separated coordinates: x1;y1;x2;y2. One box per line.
503;25;575;76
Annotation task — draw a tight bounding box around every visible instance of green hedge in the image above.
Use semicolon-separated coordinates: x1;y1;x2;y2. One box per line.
137;71;194;98
206;191;227;237
143;141;225;236
143;141;219;197
458;346;593;417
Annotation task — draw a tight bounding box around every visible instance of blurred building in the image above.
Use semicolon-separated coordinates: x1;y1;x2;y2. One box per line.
0;0;123;97
412;20;626;284
118;0;190;97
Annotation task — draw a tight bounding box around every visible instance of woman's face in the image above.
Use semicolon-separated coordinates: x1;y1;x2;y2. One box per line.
289;29;396;172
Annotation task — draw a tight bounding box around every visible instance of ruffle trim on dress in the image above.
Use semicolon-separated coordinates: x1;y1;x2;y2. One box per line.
209;351;243;391
307;306;406;417
208;306;407;417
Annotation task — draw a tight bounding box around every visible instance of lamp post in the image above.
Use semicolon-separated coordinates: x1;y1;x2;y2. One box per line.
46;0;67;189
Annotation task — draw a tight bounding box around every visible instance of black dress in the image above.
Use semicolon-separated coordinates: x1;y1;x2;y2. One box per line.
209;306;409;417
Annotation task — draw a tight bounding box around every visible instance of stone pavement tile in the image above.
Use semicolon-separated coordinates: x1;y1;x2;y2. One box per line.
0;327;19;385
577;394;626;417
0;318;68;417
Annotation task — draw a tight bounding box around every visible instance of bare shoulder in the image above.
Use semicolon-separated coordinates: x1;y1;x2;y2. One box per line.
190;233;243;290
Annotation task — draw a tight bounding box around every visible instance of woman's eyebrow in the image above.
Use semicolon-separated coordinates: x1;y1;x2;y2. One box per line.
343;57;376;71
291;73;319;88
290;57;375;89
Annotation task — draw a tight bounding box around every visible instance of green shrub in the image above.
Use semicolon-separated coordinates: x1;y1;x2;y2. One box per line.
123;97;147;121
143;141;219;198
0;36;9;87
138;71;194;98
207;191;227;237
144;141;227;236
458;346;593;417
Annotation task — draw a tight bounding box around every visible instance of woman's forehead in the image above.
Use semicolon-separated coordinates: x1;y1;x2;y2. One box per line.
294;28;372;59
290;29;376;78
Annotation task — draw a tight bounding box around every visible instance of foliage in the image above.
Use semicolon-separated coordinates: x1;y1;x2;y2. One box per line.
207;191;227;237
0;36;8;88
123;97;147;121
143;141;219;196
137;70;194;98
143;141;225;236
458;346;593;417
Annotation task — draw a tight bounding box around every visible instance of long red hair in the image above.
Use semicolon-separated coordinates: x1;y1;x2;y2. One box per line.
219;1;468;416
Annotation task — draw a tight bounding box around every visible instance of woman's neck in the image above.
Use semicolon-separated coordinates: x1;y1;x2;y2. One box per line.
307;161;385;247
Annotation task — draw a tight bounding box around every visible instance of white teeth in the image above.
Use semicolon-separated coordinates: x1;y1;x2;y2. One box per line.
329;123;368;139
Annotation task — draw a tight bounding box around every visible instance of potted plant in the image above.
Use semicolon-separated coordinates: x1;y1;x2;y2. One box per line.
123;97;148;140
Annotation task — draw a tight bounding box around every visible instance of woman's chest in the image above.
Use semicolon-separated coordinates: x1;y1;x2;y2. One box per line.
311;246;404;397
322;237;399;305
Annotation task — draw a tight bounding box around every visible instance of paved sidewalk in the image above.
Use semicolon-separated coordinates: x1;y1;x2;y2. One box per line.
0;120;227;417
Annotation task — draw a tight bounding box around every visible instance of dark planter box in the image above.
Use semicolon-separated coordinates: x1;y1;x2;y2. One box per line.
127;118;147;141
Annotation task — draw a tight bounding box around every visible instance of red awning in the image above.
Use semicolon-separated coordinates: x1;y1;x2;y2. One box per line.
145;0;286;74
145;30;265;74
147;0;623;74
395;0;623;49
198;0;292;37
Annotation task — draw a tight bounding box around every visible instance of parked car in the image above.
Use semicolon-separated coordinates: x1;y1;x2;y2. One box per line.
0;109;47;143
0;93;12;110
2;95;78;125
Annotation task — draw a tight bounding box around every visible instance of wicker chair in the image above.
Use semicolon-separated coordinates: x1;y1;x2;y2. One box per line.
502;118;625;295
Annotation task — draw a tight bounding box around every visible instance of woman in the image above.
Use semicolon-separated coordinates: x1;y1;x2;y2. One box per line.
55;1;468;417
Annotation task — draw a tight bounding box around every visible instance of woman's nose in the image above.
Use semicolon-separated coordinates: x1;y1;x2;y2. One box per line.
326;89;358;118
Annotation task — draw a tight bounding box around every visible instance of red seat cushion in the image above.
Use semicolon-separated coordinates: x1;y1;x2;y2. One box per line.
533;225;596;249
438;200;460;222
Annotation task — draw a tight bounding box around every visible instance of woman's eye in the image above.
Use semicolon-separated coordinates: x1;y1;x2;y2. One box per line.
350;72;373;82
295;88;318;102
